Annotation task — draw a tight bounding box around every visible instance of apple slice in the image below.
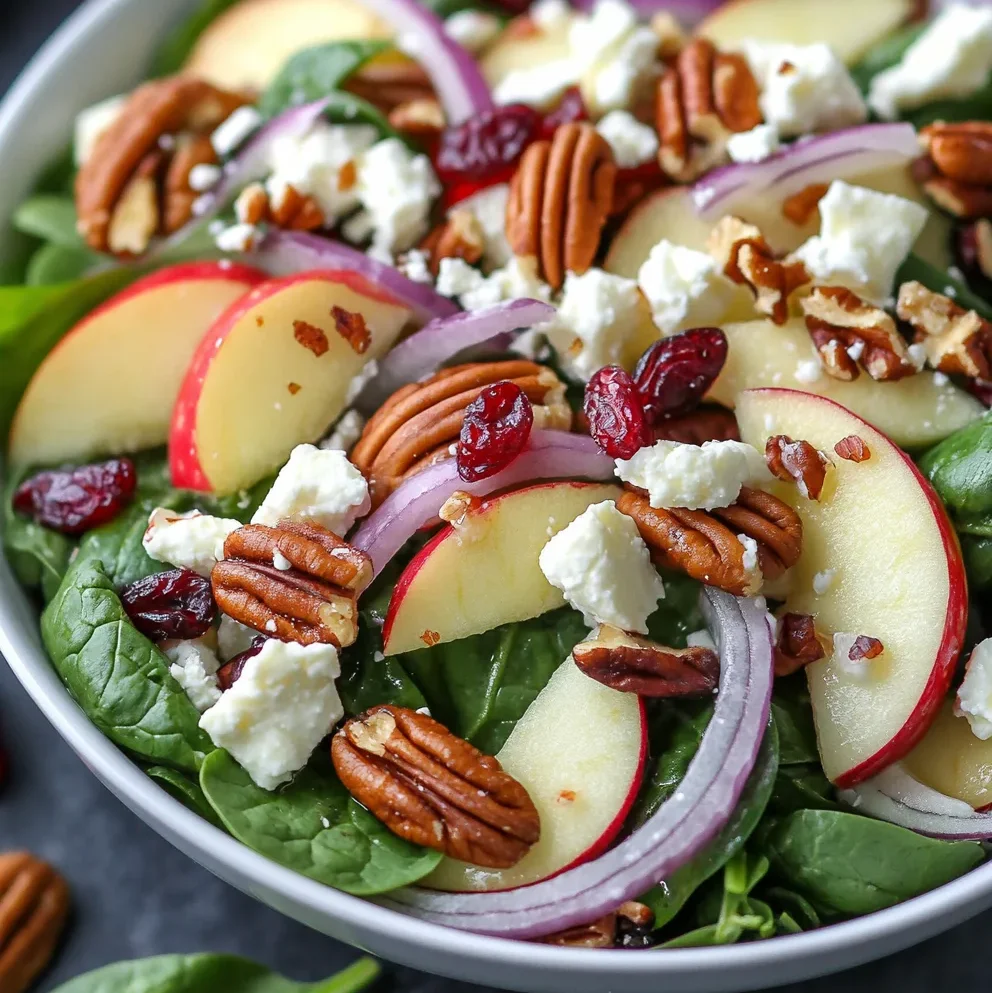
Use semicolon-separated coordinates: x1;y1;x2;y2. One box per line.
709;317;982;449
8;261;264;468
425;657;646;892
480;13;574;94
698;0;916;65
382;481;621;656
170;269;412;495
736;388;967;787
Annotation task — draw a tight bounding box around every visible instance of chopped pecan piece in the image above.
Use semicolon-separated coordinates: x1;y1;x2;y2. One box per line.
293;320;330;357
211;521;371;648
573;624;719;697
0;852;70;993
834;435;871;463
801;286;917;381
345;58;434;114
848;635;884;661
332;705;540;867
331;306;371;355
782;183;829;227
653;405;740;445
543;914;617;948
774;613;826;678
765;435;831;500
233;181;326;232
388;97;446;138
419;209;485;276
896;280;992;379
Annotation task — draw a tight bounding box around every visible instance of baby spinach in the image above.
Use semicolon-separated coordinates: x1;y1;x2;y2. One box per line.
761;809;984;915
13;195;85;248
769;764;840;816
770;674;819;767
321;91;402;143
850;22;926;93
41;559;213;772
146;766;224;829
897;254;992;325
150;0;242;76
920;413;992;517
25;243;103;285
200;750;442;894
646;571;705;646
51;952;379;993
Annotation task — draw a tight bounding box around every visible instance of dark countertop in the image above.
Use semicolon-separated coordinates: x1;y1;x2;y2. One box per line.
2;4;991;991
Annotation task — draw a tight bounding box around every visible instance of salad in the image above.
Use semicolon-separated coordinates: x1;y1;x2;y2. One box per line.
6;0;992;953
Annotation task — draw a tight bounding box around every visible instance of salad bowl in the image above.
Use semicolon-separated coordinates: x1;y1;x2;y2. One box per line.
6;0;992;990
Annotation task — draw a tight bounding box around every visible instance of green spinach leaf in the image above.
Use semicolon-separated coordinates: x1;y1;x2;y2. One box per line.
646;571;705;646
770;674;819;766
150;0;242;76
322;90;401;142
25;243;103;285
13;195;84;248
920;413;992;517
146;766;225;829
849;23;926;93
200;750;442;894
769;764;840;815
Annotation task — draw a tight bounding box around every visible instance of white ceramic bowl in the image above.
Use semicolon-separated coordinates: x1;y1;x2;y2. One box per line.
3;2;992;989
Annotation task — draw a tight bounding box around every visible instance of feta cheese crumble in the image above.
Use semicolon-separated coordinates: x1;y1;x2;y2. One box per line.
211;105;263;158
436;256;552;310
812;568;836;595
452;184;513;269
163;638;222;713
726;123;780;164
686;628;717;651
320;409;367;452
444;9;502;52
218;615;259;662
596;110;659;168
74;94;126;166
737;534;763;595
615;439;771;511
143;509;241;577
539;500;665;633
956;638;992;739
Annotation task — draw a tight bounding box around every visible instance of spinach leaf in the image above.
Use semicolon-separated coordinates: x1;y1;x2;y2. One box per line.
146;766;225;829
646;571;705;647
849;23;926;93
200;750;442;894
904;86;992;129
760;886;822;932
26;243;103;285
964;536;992;589
770;674;818;766
761;809;984;915
259;41;391;118
41;560;213;772
13;195;84;248
322;91;401;142
769;763;840;815
150;0;242;76
51;952;379;993
920;413;992;516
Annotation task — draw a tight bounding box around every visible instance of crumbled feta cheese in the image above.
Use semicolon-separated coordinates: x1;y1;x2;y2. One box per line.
831;632;878;682
741;41;866;138
345;359;379;405
453;184;512;269
531;0;572;32
188;163;222;192
164;638;222;713
907;342;927;371
792;181;928;304
439;256;552;311
399;249;433;284
321;409;367;452
272;549;293;571
252;444;370;535
74;94;126;166
494;59;579;109
586;23;660;115
539;500;665;633
444;9;502;52
615;439;771;511
211;105;263;157
637;240;736;336
686;628;716;650
539;268;645;381
596;110;659;168
794;358;822;383
737;534;763;594
934;371;950;386
869;5;992;119
199;640;342;790
812;568;836;595
218;615;259;662
436;257;488;300
143;508;241;577
956;638;992;739
214;223;259;253
726;123;780;164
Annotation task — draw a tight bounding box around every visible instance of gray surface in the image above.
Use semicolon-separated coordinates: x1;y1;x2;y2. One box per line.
0;3;990;991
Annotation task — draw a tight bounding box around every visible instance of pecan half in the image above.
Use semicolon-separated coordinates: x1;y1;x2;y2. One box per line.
211;521;371;647
0;853;69;993
506;122;616;289
388;97;446;139
573;624;719;696
332;705;540;867
774;613;826;678
765;435;831;500
653;405;740;445
896;280;992;379
345;59;434;114
956;218;992;284
916;122;992;219
351;361;571;506
802;286;917;381
617;486;802;597
419;209;485;276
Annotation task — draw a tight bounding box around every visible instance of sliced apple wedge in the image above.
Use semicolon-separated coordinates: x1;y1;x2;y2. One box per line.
170;270;412;495
710;318;982;449
737;388;967;787
382;481;621;656
698;0;916;65
8;261;264;468
425;657;646;892
480;13;574;94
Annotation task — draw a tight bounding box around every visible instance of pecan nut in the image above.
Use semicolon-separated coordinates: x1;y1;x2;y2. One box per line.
0;852;70;993
331;705;540;867
834;434;871;463
573;624;719;697
388;97;446;139
418;209;485;276
506;122;617;290
653;405;740;445
351;361;572;506
912;149;992;220
774;612;826;678
801;286;918;381
542;900;655;948
233;181;326;232
345;59;434;114
765;435;831;501
781;182;829;227
211;520;371;647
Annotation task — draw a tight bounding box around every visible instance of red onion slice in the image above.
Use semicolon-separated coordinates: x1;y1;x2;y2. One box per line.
570;0;722;21
692;123;922;220
379;589;774;938
353;0;493;126
839;763;992;840
252;230;458;324
351;431;614;576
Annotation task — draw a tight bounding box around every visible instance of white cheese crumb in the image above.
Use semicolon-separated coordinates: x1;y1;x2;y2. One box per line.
74;94;126;166
444;10;501;52
737;534;763;595
214;223;259;253
272;549;293;571
726;124;780;164
398;249;434;285
142;509;241;577
596;110;659;168
211;105;263;158
531;0;572;31
218;615;259;662
164;638;222;713
453;183;512;268
812;568;836;595
686;628;717;651
956;638;992;739
346;359;380;405
794;358;822;383
188;162;222;192
438;256;552;311
320;409;367;452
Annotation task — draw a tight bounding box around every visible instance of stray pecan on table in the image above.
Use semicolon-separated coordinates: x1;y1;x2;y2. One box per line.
211;520;372;647
0;852;70;993
332;705;540;866
914;121;992;220
765;435;832;500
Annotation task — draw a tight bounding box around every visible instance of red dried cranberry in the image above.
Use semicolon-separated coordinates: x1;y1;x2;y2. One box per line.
13;458;137;535
457;381;534;482
217;636;267;690
633;328;728;424
539;87;588;139
583;366;651;460
435;104;541;185
969;378;992;407
120;568;216;642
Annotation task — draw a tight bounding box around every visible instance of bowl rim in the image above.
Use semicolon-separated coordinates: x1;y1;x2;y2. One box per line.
3;0;992;984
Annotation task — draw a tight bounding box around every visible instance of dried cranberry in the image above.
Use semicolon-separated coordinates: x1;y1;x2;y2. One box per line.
435;104;541;184
633;328;728;424
217;636;267;690
121;568;216;642
539;87;588;139
969;378;992;407
13;458;137;535
583;366;651;460
457;381;534;482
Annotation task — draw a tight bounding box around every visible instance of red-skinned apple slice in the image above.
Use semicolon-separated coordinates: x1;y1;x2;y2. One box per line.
736;388;967;787
382;481;621;656
8;261;264;468
170;269;412;495
425;657;647;892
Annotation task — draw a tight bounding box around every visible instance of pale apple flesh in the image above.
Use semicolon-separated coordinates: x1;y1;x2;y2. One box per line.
8;262;265;468
737;388;967;787
169;269;412;495
425;658;646;892
710;318;982;449
381;481;622;656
